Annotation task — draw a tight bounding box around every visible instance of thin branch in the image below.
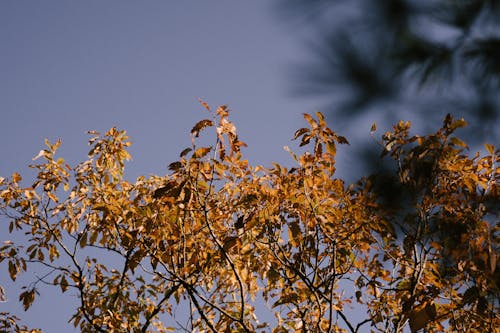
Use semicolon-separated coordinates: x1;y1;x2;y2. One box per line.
184;282;218;333
140;282;182;333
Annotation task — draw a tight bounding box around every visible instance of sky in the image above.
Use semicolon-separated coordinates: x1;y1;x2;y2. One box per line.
0;1;337;331
0;1;328;180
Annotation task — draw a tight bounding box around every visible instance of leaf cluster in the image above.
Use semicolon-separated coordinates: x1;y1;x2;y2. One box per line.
0;103;498;332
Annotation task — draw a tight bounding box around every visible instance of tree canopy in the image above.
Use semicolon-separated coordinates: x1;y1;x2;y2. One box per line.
1;103;499;332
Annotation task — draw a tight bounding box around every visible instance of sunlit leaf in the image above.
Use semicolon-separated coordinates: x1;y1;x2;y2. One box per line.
11;172;22;183
193;147;211;159
484;143;495;154
0;113;497;332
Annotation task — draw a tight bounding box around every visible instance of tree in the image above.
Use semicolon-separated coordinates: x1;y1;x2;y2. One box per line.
276;0;500;164
1;103;498;332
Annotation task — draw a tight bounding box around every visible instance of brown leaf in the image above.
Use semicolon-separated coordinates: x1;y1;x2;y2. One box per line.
191;119;214;138
60;275;69;293
153;181;178;199
234;215;245;229
168;161;183;171
19;289;36;311
223;236;240;252
179;147;192;158
336;135;349;145
293;128;309;140
409;304;435;332
193;147;211;159
198;99;211;111
8;261;17;281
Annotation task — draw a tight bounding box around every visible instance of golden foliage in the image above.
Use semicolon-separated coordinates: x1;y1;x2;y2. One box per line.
0;104;498;332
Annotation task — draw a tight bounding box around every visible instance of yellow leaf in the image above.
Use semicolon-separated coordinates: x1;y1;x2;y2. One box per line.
12;172;22;183
451;118;467;130
316;111;326;125
24;189;35;199
47;191;59;203
484;143;495;154
303;113;315;127
193;147;211;159
450;137;468;149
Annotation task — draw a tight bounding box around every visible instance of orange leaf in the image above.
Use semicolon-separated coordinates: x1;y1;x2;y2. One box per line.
484;143;495;155
193;147;212;159
12;172;22;183
198;99;211;111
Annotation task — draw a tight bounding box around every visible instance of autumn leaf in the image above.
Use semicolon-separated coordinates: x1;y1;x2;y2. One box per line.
19;289;36;311
293;127;309;140
153;181;178;199
191;119;214;138
179;147;192;158
0;112;497;333
193;147;211;159
222;236;240;252
11;172;22;183
484;143;495;154
168;161;183;171
198;98;211;111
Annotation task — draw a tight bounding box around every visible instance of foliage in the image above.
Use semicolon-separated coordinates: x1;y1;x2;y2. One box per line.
277;0;500;151
1;103;499;332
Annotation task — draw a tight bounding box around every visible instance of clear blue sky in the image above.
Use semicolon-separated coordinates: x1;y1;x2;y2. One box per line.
0;1;337;331
0;1;328;178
